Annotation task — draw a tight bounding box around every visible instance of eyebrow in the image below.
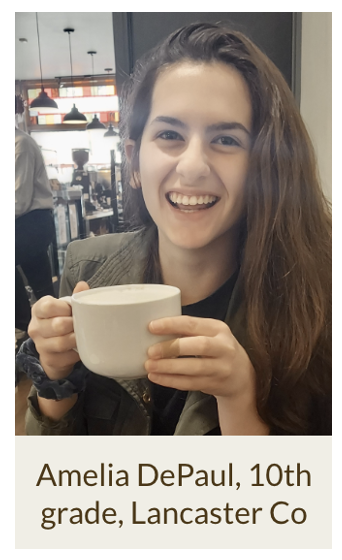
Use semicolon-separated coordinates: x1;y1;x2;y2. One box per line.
151;116;250;136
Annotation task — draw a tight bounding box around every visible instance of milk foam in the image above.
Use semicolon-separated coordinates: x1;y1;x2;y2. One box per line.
79;286;176;305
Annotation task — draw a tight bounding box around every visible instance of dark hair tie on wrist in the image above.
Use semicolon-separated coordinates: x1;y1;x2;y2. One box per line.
15;338;87;400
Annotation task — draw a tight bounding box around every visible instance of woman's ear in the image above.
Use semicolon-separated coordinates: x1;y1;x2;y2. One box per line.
125;139;135;163
125;139;141;189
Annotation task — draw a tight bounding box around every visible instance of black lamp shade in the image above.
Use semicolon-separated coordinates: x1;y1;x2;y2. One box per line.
86;114;106;130
63;104;88;124
30;89;59;111
104;124;118;137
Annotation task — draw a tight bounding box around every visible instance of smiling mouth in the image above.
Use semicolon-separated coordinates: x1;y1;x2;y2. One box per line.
166;191;220;212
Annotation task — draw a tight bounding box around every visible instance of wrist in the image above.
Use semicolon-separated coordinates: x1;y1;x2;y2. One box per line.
216;389;269;436
17;350;87;401
215;353;256;402
216;385;255;416
40;360;74;380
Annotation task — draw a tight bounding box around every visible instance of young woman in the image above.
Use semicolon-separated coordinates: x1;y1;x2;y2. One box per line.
17;22;331;436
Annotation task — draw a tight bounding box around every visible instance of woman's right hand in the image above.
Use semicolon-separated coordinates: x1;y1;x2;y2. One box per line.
28;281;90;380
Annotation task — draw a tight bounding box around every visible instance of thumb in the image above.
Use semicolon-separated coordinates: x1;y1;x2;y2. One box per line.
73;281;90;294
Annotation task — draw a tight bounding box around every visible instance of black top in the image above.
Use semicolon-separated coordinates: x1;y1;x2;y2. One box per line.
150;270;239;435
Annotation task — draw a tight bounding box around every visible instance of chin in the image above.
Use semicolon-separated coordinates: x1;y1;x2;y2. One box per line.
169;233;216;251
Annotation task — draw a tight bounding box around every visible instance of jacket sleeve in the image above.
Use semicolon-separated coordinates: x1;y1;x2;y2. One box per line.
26;386;87;435
18;238;88;435
16;337;88;435
21;234;116;435
59;241;79;297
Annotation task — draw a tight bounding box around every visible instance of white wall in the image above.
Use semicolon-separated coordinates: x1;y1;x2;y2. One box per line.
300;12;332;201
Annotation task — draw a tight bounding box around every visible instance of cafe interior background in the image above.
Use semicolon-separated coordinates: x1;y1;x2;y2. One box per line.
15;12;332;434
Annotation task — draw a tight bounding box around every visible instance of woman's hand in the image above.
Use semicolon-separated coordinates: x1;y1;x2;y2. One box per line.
145;315;269;435
28;281;90;380
145;315;255;398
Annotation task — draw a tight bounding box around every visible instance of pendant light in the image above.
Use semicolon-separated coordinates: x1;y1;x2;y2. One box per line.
63;28;87;124
103;123;118;137
104;113;119;137
30;13;59;112
86;51;106;130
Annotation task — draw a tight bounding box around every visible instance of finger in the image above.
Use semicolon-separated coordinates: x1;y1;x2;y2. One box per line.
145;357;211;376
148;335;219;359
148;372;210;392
33;296;72;320
149;315;228;337
37;316;75;338
38;332;77;354
73;281;90;294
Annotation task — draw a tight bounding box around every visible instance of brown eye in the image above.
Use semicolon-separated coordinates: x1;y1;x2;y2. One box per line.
158;130;183;141
213;136;240;147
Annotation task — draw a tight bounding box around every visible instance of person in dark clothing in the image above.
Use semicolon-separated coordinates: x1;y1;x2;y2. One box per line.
15;94;55;332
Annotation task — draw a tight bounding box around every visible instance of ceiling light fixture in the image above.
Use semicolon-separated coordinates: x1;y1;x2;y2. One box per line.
86;51;106;130
86;114;106;130
29;13;59;113
62;28;87;124
103;123;118;137
104;113;119;137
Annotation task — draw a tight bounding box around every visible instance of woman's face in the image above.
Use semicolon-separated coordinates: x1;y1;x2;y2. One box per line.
136;61;252;253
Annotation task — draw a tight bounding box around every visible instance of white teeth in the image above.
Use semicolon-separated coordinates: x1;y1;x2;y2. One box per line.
168;192;218;206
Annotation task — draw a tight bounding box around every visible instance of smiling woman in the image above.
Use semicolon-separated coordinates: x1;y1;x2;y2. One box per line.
132;61;251;262
17;22;331;437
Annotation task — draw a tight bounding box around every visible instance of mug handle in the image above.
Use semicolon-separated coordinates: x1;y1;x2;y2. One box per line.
59;295;79;353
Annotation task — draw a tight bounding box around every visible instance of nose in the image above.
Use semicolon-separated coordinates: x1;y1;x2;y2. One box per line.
176;136;210;184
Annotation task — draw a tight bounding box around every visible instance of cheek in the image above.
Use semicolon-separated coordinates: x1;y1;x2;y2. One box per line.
222;156;249;197
139;145;174;187
139;144;158;183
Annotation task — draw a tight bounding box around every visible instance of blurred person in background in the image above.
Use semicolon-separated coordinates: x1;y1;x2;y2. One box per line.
15;94;55;341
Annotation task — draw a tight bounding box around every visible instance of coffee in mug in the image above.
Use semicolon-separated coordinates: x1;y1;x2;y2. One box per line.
61;284;181;379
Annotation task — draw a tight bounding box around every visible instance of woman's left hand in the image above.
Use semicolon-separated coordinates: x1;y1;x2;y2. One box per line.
145;315;256;399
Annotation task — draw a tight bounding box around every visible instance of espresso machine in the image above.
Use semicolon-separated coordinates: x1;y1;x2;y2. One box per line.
71;149;96;213
91;170;112;210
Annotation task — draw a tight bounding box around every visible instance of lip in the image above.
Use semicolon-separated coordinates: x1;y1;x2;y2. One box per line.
166;202;218;219
166;189;220;199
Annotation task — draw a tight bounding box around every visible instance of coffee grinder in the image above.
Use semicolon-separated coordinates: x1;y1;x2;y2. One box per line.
71;149;96;213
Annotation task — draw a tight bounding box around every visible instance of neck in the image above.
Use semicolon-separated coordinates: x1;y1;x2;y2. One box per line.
158;231;240;306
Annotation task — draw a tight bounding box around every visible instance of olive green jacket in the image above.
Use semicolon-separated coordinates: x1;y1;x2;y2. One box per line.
25;228;248;436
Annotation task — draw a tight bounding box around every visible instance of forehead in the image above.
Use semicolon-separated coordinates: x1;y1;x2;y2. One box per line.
148;61;252;124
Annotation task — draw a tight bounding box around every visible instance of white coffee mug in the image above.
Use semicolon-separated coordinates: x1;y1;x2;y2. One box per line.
61;284;181;379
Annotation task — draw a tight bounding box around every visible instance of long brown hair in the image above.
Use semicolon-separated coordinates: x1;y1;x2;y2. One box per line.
120;22;331;434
